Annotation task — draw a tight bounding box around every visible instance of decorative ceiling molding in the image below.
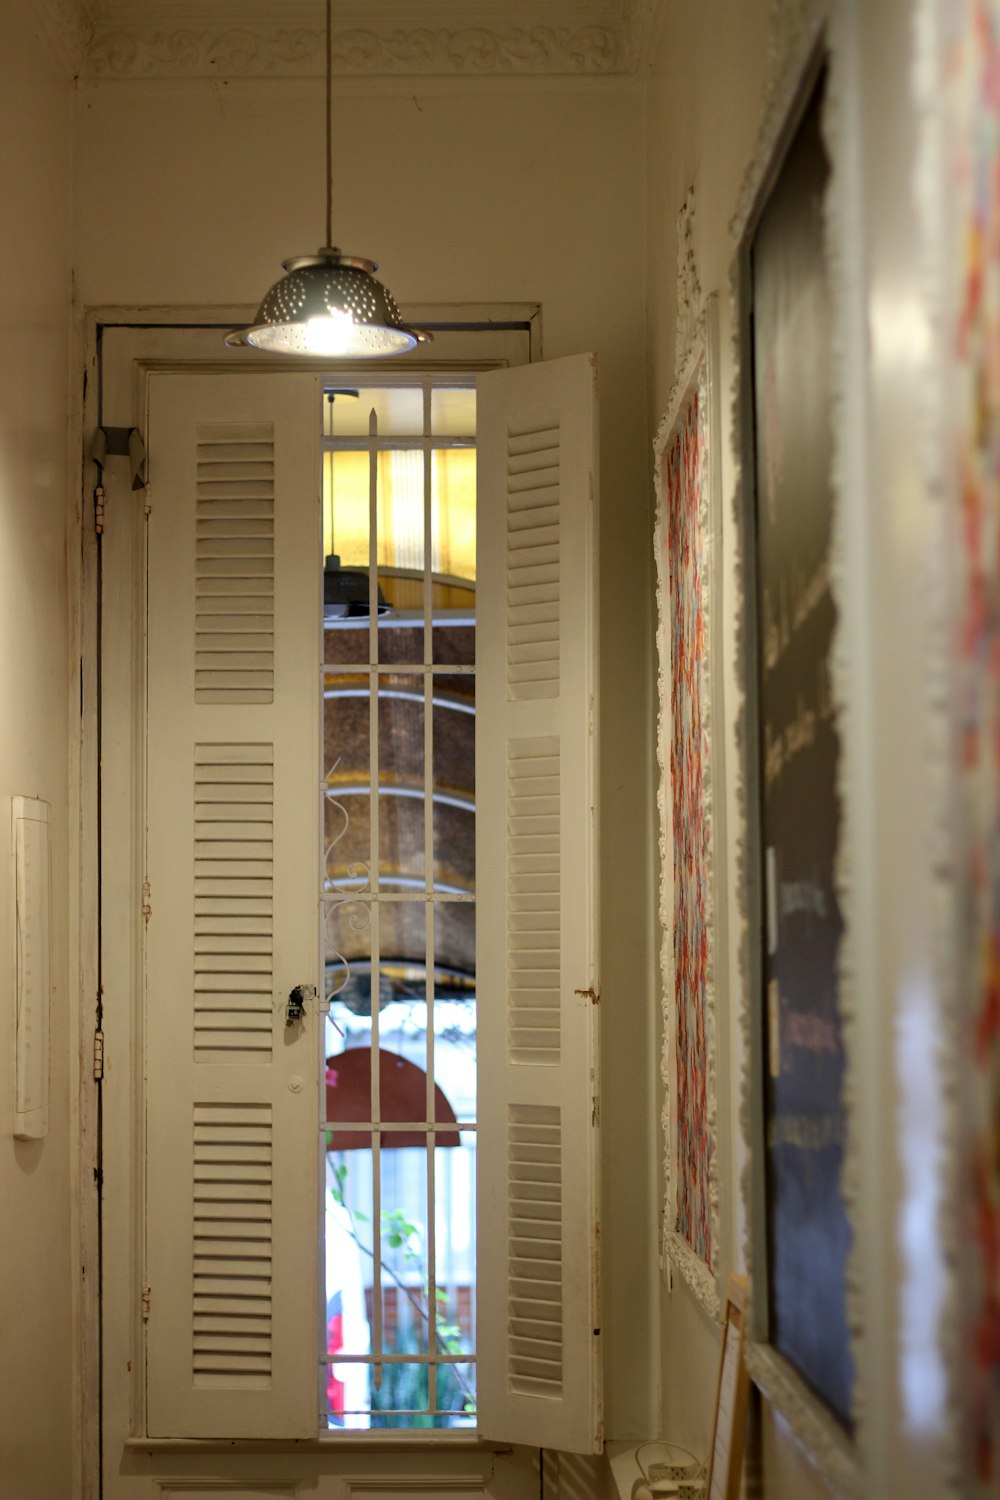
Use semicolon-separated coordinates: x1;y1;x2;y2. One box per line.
28;0;96;75
673;182;701;374
72;1;647;78
766;0;819;87
85;22;628;78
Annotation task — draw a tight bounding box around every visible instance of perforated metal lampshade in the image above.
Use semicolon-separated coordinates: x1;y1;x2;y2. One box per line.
225;248;431;358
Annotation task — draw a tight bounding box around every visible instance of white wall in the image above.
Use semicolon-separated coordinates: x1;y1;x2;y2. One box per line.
74;68;658;1454
0;2;75;1496
643;0;783;1480
645;2;959;1498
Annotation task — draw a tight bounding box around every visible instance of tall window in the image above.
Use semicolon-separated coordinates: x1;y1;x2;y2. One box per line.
134;352;598;1456
320;381;478;1430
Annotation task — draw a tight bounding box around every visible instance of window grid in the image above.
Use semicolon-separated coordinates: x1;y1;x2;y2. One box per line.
320;379;476;1429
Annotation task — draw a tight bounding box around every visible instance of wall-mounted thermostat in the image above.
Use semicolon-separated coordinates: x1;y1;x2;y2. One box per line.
12;796;51;1140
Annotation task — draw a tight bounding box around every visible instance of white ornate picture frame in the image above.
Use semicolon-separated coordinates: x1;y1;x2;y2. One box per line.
654;288;727;1322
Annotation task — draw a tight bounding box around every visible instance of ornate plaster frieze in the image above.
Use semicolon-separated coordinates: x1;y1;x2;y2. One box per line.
28;0;96;75
766;0;820;88
85;22;625;77
673;183;701;374
81;2;645;78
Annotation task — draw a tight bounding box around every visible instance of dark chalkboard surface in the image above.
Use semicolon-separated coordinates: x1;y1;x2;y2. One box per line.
748;69;853;1427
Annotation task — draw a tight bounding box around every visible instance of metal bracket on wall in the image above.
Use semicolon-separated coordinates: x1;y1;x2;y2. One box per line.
88;425;147;490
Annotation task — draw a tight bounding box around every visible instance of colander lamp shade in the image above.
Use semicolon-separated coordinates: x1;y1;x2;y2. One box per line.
225;248;430;357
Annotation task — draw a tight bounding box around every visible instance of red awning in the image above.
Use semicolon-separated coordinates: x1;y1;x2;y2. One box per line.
325;1046;460;1150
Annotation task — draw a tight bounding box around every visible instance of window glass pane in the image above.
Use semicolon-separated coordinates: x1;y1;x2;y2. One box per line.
379;985;430;1082
328;451;427;651
326;388;423;438
325;450;370;569
377;619;424;667
325;899;374;1031
431;920;476;1119
369;1363;432;1425
435;1130;477;1361
379;450;426;573
431;388;476;439
433;676;475;893
324;623;369;667
379;1144;430;1355
378;673;426;890
325;1143;375;1357
324;675;372;890
320;378;477;1436
431;449;476;583
432;451;475;664
431;624;474;668
326;449;427;663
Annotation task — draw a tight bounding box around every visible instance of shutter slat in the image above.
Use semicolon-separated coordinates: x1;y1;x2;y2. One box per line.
194;433;276;706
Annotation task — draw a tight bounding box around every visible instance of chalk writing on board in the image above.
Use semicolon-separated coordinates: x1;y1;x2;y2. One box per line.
768;981;782;1079
762;672;835;793
767;1113;845;1151
792;557;830;632
779;877;827;922
784;1010;839;1056
760;561;831;672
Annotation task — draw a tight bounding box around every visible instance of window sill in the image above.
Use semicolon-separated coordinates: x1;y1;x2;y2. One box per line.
124;1434;510;1455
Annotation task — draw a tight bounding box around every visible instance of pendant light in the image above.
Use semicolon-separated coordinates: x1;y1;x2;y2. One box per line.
226;0;429;357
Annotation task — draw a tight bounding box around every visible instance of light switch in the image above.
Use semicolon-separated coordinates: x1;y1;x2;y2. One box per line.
12;796;51;1140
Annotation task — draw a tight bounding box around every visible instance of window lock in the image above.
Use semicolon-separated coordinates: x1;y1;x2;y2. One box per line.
286;984;316;1027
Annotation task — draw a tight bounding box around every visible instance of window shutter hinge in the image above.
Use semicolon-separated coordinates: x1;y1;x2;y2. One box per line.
93;1028;105;1081
94;486;106;536
142;880;152;924
141;1285;151;1321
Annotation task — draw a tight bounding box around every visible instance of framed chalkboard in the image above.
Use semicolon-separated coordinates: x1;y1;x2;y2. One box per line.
740;62;854;1430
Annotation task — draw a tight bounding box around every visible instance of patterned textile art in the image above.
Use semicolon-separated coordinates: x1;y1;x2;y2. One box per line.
952;1;1000;1484
666;390;713;1268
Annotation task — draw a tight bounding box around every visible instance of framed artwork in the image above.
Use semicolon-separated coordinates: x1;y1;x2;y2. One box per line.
941;1;1000;1490
654;290;726;1320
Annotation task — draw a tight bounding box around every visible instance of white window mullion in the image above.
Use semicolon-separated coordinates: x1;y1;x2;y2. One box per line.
371;1123;384;1393
368;405;380;655
367;400;384;1400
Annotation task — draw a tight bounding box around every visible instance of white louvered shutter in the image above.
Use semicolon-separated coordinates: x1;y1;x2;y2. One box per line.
476;354;601;1454
144;372;321;1438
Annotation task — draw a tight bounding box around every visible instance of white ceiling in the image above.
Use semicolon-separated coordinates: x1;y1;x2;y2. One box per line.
36;0;657;79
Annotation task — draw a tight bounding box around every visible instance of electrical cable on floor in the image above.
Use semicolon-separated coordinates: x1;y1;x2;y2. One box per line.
630;1440;706;1500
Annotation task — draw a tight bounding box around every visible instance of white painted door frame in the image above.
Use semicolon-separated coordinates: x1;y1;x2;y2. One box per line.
79;308;538;1500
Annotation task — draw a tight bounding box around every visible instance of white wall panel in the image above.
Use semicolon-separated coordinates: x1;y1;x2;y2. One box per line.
0;2;74;1497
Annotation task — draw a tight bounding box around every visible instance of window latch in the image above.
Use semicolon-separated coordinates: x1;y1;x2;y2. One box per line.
286;984;316;1027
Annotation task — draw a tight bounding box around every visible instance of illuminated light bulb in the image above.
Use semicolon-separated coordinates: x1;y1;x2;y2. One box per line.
306;310;356;356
